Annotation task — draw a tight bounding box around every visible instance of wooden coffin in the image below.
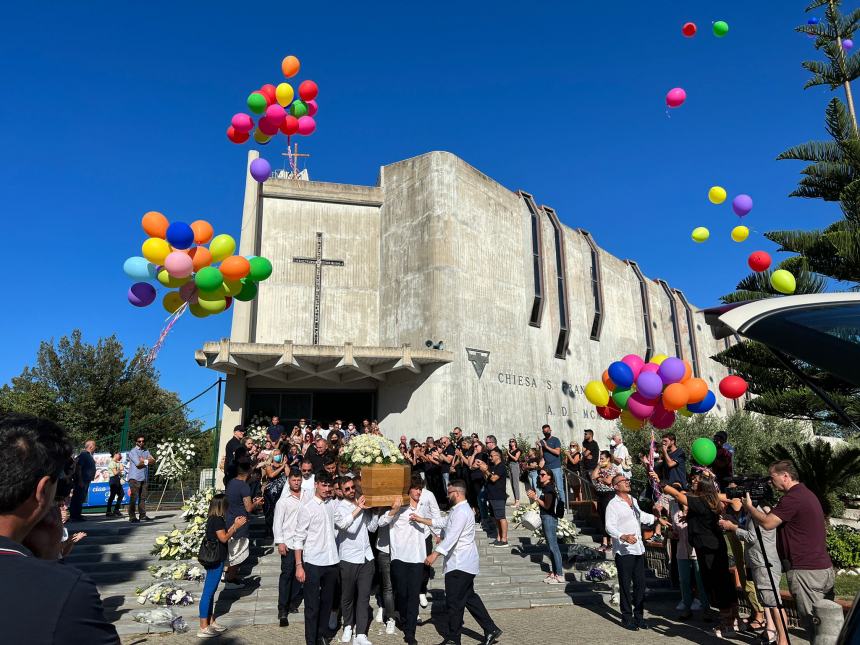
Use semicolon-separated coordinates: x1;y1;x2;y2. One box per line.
357;464;411;507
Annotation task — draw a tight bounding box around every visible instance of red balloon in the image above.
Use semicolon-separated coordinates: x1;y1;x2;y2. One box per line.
258;117;281;136
299;80;319;101
226;126;249;144
719;375;748;399
597;401;621;420
682;22;697;37
280;115;300;135
748;251;772;272
259;84;277;105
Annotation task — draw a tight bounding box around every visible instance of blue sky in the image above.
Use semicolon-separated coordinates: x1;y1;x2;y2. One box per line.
0;2;843;423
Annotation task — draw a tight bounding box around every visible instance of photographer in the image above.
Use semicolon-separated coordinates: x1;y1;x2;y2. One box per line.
742;460;835;640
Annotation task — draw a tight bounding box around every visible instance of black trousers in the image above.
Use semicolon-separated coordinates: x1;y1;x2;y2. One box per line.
278;551;303;613
421;535;434;594
340;560;374;635
391;560;423;640
106;477;124;513
615;553;646;622
69;482;89;519
303;563;338;645
376;550;396;621
443;570;497;644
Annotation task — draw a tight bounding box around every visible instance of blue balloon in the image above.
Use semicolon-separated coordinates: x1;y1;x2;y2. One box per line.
123;256;157;281
607;361;635;389
807;17;819;25
165;221;195;250
687;390;716;414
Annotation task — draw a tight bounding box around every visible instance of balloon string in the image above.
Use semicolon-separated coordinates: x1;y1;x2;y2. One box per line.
145;303;188;367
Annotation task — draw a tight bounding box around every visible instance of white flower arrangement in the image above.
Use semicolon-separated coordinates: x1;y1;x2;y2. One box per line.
248;425;268;446
132;608;190;633
340;434;406;469
151;517;206;560
512;502;578;544
181;488;215;522
155;437;196;481
148;562;205;582
135;581;194;606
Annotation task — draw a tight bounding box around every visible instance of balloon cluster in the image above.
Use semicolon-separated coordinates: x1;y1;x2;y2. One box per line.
225;55;319;183
124;211;273;318
668;20;729;108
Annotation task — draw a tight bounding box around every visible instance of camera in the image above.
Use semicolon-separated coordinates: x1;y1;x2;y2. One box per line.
725;475;773;507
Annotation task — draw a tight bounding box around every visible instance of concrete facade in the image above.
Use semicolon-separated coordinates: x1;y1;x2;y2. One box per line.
201;150;734;465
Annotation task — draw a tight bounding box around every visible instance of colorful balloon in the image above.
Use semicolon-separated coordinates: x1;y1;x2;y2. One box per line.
249;158;272;183
585;381;610;407
141;237;171;265
123;256;157;281
681;360;692;383
231;113;254;133
299;80;319;101
280;115;300;136
281;55;301;78
658;357;686;385
662;383;689;411
748;251;772;272
682;22;697;37
223;279;243;296
247;92;267;115
210;234;237;262
195;266;224;292
691;438;717;466
190;220;214;245
258;117;280;136
220;255;251;281
157;268;190;288
684;378;709;404
128;282;156;307
691;227;710;243
227;126;250;144
189;303;209;318
844;39;854;52
164;251;194;278
712;20;729;37
771;269;796;294
179;281;198;304
687;390;716;413
198;296;227;314
253;128;271;144
597;403;621;420
640;362;660;374
607;361;635;389
666;87;687;108
234;278;258;302
142;211;169;238
602;369;616;392
165;221;195;250
248;256;273;281
620;410;645;430
163;291;184;314
731;225;749;242
719;375;748;399
620;354;644;380
651;409;676;430
259;84;277;106
290;100;309;118
265;104;286;122
612;387;634;410
636;371;664;400
627;393;656;420
306;99;318;116
187;246;212;271
649;354;668;365
297;116;316;136
732;194;753;217
276;82;295;107
708;186;727;204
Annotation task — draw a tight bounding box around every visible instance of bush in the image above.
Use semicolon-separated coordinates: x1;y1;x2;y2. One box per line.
827;525;860;568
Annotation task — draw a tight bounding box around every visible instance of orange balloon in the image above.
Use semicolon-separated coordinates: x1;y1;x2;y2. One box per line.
662;383;690;411
187;246;212;271
681;361;692;383
142;211;169;238
281;55;300;78
190;220;214;245
220;255;251;281
602;369;616;392
684;378;708;404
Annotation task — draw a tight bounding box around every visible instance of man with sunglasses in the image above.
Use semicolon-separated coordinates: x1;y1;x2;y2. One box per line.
126;434;155;523
0;414;119;644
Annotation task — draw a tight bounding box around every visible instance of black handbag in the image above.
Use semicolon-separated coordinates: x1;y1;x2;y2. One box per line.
198;536;222;568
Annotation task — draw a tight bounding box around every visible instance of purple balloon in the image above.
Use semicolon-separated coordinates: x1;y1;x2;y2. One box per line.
128;282;156;307
732;194;753;217
658;357;686;385
636;371;664;399
844;39;854;52
250;157;271;183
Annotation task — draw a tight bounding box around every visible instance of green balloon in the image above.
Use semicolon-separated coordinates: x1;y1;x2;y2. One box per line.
247;92;267;115
611;387;634;410
713;20;729;37
234;278;258;302
289;100;308;118
691;438;717;466
194;266;224;292
248;256;273;281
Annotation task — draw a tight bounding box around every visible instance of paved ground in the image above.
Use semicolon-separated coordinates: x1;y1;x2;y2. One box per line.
121;602;811;644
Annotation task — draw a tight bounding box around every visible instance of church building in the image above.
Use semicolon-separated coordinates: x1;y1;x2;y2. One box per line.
197;151;736;462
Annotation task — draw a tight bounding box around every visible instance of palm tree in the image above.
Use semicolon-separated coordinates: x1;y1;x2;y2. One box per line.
759;440;860;517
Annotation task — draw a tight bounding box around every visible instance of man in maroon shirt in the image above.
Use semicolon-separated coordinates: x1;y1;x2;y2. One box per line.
743;459;834;640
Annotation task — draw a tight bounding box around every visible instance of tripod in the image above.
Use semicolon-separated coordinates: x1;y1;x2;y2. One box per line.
752;518;791;645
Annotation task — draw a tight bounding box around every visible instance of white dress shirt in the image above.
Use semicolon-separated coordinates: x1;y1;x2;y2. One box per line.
433;500;480;575
605;494;656;556
295;495;339;566
273;489;304;549
378;500;428;564
418;488;442;537
612;442;632;477
301;474;315;498
334;499;379;564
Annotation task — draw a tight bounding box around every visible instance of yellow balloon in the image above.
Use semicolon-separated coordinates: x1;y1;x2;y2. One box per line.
650;354;668;365
691;226;710;243
253;128;271;144
621;410;645;430
771;269;796;294
209;234;236;263
142;237;171;265
708;186;727;204
276;82;294;107
197;296;227;313
162;291;183;313
584;380;610;407
731;225;749;242
157;269;190;288
223;279;242;296
189;303;210;318
198;286;226;301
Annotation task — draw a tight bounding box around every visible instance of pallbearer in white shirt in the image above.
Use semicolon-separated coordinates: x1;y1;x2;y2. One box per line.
416;480;502;645
604;473;664;631
295;472;339;645
273;469;306;627
334;478;378;645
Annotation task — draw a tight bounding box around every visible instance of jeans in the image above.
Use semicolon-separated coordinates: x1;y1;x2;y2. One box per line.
442;471;450;491
278;551;303;613
477;483;489;520
443;570;498;645
677;559;709;610
616;554;646;622
391;560;423;640
199;562;224;619
528;470;538;491
541;514;563;575
551;467;566;507
128;478;148;519
375;551;396;621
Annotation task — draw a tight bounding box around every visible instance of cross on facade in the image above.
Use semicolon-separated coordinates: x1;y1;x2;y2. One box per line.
292;232;344;345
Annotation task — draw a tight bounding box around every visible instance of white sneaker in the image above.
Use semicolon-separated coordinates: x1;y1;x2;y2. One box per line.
197;627;218;639
675;600;686;611
329;611;339;632
419;593;428;608
209;621;227;633
375;607;384;624
690;599;703;611
385;619;396;635
341;625;353;643
353;635;372;645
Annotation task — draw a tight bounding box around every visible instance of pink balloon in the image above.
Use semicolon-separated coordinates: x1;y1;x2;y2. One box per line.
627;393;656;420
258;117;281;135
265;104;286;122
179;281;198;304
666;87;687;108
231;113;254;133
641;363;660;374
164;251;193;278
297;115;316;135
306;99;318;116
620;354;644;380
651;409;676;430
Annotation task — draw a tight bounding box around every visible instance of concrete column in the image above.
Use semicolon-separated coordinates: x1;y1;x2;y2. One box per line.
215;372;246;490
813;598;845;645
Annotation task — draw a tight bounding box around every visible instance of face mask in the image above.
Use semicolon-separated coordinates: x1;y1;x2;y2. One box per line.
274;454;282;463
610;439;616;446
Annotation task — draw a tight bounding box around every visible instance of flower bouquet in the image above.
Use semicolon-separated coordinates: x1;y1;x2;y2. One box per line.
181;488;215;522
152;517;206;560
584;562;618;582
132;608;189;633
340;434;406;470
530;517;579;544
155;437;196;482
135;581;194;606
148;562;205;582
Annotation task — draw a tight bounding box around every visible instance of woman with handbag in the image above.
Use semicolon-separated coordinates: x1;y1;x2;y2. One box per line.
262;440;288;538
506;439;523;507
527;469;565;584
198;493;247;638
